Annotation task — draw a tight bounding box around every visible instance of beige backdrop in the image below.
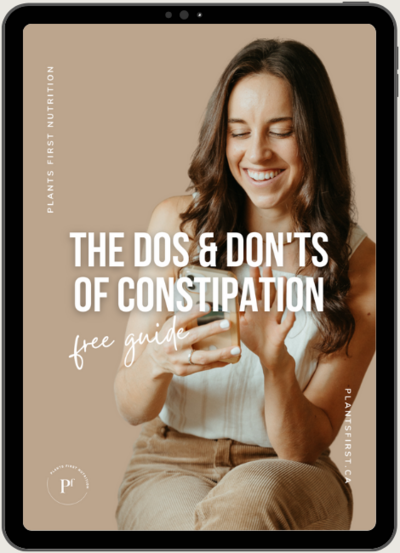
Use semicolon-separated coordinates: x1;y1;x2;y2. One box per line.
23;24;376;530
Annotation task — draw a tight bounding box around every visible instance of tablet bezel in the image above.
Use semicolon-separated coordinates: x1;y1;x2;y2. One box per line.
2;2;396;550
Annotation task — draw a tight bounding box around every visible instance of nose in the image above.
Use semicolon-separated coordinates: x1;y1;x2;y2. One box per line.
247;133;273;164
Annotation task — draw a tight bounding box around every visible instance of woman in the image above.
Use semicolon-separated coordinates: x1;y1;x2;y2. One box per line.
114;39;375;530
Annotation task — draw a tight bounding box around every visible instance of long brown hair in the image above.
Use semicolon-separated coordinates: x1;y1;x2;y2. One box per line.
180;39;356;356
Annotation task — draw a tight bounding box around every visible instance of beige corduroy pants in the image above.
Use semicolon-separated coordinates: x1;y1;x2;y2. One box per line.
116;416;353;531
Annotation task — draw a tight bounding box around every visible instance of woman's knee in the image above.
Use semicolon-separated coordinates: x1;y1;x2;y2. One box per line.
117;469;214;530
194;458;351;530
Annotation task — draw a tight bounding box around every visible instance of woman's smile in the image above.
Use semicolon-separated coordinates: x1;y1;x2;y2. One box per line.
242;167;286;186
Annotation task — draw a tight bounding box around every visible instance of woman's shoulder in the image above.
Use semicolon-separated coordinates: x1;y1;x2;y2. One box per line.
347;223;375;281
349;233;375;275
147;194;193;235
348;223;369;256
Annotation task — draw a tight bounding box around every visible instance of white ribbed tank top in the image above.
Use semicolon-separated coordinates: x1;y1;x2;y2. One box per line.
159;222;367;447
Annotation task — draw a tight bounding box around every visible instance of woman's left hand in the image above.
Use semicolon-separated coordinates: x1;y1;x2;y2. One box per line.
239;265;296;374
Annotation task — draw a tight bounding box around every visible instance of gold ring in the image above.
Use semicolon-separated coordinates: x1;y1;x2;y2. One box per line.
188;348;195;365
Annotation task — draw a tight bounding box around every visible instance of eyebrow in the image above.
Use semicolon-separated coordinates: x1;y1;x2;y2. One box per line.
227;117;293;124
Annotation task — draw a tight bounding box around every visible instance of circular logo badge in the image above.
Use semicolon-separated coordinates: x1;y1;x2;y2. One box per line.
47;464;89;505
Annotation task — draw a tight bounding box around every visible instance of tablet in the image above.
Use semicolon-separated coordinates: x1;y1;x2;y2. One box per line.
2;2;396;550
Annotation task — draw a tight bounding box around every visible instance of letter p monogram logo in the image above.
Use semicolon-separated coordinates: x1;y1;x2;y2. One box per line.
60;478;75;493
48;464;88;505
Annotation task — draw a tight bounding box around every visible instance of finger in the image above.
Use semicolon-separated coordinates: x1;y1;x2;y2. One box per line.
262;265;276;309
188;360;231;373
179;317;232;348
186;344;241;368
249;265;262;300
239;310;250;326
281;309;296;335
275;276;287;323
174;359;232;377
174;302;212;331
204;361;231;370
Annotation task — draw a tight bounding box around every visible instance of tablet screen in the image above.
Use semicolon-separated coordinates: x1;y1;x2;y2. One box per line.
4;4;395;549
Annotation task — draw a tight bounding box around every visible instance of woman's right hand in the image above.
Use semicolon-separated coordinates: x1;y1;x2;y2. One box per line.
147;303;240;377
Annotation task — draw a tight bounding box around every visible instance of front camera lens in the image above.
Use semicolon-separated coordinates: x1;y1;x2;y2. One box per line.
179;10;189;20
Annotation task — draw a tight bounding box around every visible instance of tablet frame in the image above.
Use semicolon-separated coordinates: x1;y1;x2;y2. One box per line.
2;2;396;550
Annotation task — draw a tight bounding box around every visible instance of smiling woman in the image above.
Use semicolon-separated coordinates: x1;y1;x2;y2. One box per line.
114;39;375;531
226;74;303;210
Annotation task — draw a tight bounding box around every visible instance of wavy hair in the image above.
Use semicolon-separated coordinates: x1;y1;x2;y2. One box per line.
179;39;356;356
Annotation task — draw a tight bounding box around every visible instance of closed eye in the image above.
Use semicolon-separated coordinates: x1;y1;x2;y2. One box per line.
270;131;293;137
230;131;293;138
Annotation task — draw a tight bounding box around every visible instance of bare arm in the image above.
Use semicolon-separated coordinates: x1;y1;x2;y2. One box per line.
241;238;376;464
114;195;240;426
113;196;189;425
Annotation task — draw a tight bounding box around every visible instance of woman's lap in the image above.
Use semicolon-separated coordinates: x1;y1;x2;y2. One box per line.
117;470;213;530
194;456;352;530
116;417;353;531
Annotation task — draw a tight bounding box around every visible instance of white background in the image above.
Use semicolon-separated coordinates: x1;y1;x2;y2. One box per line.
1;0;397;551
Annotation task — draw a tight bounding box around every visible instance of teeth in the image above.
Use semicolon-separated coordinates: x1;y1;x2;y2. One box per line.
248;169;282;181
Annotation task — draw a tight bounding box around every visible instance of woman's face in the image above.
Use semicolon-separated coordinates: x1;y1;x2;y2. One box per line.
226;72;303;211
